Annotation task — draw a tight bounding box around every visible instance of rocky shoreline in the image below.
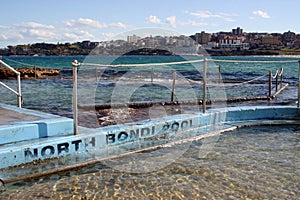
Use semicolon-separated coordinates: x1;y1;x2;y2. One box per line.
0;66;60;79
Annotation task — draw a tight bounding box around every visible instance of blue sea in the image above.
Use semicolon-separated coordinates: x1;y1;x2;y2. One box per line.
0;55;299;199
0;55;299;115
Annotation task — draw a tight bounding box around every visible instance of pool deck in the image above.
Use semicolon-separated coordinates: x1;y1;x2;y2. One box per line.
0;103;74;145
1;103;300;184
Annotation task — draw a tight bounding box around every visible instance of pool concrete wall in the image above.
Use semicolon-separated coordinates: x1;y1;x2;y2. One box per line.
1;106;300;170
0;103;74;145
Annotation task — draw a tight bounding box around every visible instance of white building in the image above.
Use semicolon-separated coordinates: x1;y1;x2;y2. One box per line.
219;37;249;50
127;35;141;44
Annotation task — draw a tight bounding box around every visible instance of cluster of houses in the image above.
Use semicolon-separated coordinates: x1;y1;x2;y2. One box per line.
193;27;300;50
1;27;299;56
124;27;300;51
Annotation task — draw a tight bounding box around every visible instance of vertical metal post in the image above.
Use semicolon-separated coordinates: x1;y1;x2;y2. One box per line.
275;70;278;92
95;67;98;82
298;61;300;107
269;70;272;98
151;67;154;83
17;73;22;108
0;56;2;68
171;71;176;103
203;58;207;113
218;65;221;83
280;67;283;88
72;60;79;135
34;66;37;80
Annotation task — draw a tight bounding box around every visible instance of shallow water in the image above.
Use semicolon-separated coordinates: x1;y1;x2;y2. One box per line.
1;125;299;199
1;56;299;199
1;55;299;117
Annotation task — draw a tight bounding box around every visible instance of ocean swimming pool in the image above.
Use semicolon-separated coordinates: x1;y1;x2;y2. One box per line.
1;124;299;199
0;56;299;199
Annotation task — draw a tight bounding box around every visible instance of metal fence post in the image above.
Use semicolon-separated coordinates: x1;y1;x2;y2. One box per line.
275;69;278;92
151;67;154;83
269;70;272;98
298;61;300;107
280;67;283;88
171;71;176;103
17;74;22;108
72;60;79;135
203;58;207;113
95;67;98;83
34;66;37;80
218;65;221;83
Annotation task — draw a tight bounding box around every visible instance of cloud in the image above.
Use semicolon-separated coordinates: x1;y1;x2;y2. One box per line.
15;22;58;41
189;11;221;18
180;20;210;27
0;32;24;41
146;14;215;28
110;22;128;29
63;18;107;28
188;11;237;22
0;18;132;47
0;22;60;47
64;30;95;41
63;18;128;29
26;29;57;40
166;16;177;28
19;22;55;29
146;15;162;24
0;22;58;42
253;10;270;19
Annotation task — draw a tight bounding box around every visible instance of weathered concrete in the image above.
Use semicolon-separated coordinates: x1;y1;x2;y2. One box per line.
0;108;41;123
0;105;300;183
0;103;73;145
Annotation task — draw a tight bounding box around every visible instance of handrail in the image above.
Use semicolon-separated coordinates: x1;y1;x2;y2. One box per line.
76;58;299;68
272;70;279;79
278;67;284;77
71;58;300;135
269;67;287;98
0;58;22;108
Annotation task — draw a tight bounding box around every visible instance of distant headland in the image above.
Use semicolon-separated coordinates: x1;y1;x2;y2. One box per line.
1;27;300;56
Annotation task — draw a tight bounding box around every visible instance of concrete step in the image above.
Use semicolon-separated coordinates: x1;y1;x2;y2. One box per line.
0;103;74;145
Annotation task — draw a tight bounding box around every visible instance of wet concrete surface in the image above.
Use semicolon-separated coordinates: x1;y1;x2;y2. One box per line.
0;107;41;123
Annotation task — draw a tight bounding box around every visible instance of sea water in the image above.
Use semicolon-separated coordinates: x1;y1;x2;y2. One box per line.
0;56;299;199
0;55;299;116
1;125;299;199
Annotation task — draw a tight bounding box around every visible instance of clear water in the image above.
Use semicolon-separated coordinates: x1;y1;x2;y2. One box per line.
0;55;299;116
1;125;299;199
0;56;299;199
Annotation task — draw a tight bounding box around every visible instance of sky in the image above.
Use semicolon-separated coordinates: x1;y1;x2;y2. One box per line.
0;0;299;48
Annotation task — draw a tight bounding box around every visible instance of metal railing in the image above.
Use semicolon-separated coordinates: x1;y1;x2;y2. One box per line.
268;67;287;98
71;58;300;135
0;57;22;108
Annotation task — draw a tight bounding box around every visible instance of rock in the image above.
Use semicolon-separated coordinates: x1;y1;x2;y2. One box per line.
0;179;4;192
0;66;60;79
